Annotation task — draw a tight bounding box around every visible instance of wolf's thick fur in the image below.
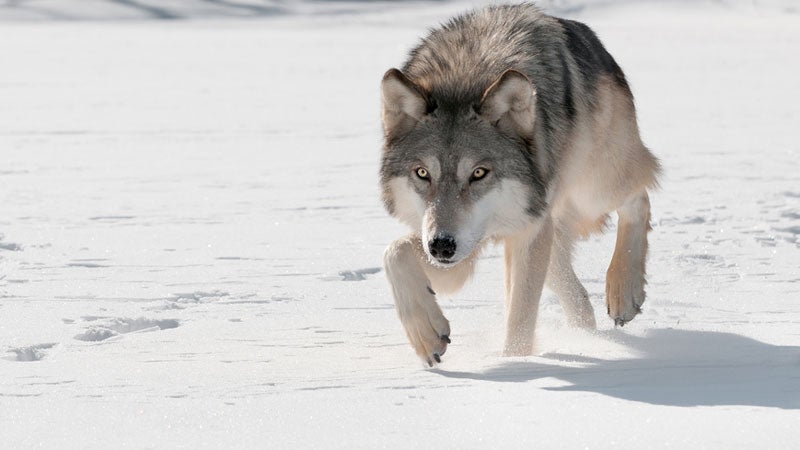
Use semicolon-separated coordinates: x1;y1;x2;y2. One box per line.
380;4;660;365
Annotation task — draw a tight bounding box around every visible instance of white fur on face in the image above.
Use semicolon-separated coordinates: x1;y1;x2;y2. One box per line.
448;179;533;265
482;179;535;237
388;176;425;231
389;176;535;267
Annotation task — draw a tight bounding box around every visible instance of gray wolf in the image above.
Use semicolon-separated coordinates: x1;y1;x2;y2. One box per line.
380;3;660;365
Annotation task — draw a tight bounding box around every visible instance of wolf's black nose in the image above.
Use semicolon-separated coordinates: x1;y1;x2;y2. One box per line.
429;235;456;260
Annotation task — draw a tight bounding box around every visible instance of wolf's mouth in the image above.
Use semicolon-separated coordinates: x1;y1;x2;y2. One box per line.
428;256;458;268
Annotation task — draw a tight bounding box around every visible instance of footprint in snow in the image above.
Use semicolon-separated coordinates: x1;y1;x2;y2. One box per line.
5;343;57;362
0;233;23;251
74;317;179;342
153;290;230;310
321;267;382;281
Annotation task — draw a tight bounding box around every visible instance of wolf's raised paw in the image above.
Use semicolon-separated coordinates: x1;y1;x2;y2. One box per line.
400;309;450;366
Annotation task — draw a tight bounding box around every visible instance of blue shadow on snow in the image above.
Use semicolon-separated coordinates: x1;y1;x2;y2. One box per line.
432;329;800;409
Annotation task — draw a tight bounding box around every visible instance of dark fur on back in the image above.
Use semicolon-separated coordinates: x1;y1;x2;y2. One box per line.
556;17;630;93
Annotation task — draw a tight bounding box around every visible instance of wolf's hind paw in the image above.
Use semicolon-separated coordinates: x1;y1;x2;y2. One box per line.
606;275;645;326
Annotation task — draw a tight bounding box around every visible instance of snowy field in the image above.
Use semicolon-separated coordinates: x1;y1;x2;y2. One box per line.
1;0;799;448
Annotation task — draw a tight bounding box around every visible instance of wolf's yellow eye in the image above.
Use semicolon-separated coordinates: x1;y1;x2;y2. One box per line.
471;167;488;181
415;167;429;180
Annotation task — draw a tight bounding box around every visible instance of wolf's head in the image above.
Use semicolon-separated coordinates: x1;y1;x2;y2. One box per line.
379;69;548;267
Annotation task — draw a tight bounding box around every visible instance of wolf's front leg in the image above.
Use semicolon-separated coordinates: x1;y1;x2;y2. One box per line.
384;234;456;366
503;217;553;356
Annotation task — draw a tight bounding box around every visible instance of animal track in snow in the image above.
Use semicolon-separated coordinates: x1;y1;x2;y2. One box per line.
5;343;57;362
0;233;23;251
0;242;22;251
88;215;136;222
773;225;800;244
321;267;382;281
74;317;180;342
155;290;230;310
169;290;229;304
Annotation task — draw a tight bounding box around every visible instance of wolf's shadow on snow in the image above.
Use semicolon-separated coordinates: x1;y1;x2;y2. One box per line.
433;329;800;409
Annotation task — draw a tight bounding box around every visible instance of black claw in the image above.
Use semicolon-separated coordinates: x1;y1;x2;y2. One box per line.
426;359;433;367
433;353;441;363
441;335;451;344
614;317;626;327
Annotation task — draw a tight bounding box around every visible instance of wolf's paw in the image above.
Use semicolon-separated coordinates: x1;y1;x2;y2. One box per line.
400;307;450;366
605;264;645;326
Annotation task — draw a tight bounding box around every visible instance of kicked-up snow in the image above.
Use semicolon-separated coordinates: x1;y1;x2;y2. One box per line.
1;1;798;448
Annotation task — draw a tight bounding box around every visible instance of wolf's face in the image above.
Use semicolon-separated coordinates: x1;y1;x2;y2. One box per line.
380;69;547;266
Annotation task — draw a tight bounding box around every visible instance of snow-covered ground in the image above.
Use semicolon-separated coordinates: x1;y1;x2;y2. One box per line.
1;1;799;448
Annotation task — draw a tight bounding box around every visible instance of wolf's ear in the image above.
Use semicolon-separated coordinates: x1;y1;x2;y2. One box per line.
381;68;427;139
479;70;536;138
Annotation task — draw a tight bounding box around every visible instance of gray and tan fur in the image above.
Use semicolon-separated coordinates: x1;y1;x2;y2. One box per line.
380;4;660;365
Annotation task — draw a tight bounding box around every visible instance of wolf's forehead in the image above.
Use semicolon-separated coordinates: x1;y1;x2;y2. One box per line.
418;140;488;171
416;154;477;180
428;154;477;172
419;156;440;173
393;118;506;165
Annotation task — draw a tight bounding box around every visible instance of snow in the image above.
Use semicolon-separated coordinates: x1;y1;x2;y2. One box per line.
1;1;799;448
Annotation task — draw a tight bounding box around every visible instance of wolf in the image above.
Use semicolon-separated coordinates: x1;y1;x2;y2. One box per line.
380;3;660;365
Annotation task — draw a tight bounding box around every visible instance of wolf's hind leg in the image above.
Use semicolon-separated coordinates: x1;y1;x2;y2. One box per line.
384;234;473;365
546;223;596;329
606;190;651;326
